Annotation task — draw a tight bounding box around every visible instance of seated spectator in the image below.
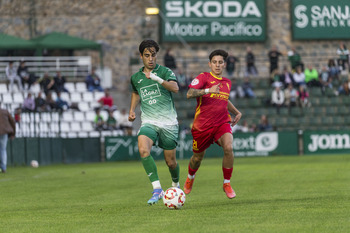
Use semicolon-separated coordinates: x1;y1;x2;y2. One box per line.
249;123;258;132
85;67;103;92
22;93;35;112
319;66;333;93
293;66;306;87
6;61;23;91
305;64;321;88
106;110;118;130
271;86;285;114
54;71;69;93
118;108;133;136
94;108;106;131
284;83;298;111
258;115;273;132
280;66;295;89
270;69;281;85
297;85;310;108
17;61;37;90
242;77;256;98
229;78;244;99
55;92;69;111
328;59;339;80
98;89;117;111
233;120;249;133
338;80;350;96
38;71;55;95
336;42;349;71
34;92;48;112
45;91;58;111
14;107;21;126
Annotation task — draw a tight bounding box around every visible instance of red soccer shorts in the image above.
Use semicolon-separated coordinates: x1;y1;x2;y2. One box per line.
191;123;232;153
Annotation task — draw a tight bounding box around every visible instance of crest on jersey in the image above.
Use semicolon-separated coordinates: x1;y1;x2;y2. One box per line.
191;78;199;86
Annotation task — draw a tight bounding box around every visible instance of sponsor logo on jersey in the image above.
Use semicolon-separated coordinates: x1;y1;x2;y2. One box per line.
210;81;216;84
209;92;229;100
140;84;161;101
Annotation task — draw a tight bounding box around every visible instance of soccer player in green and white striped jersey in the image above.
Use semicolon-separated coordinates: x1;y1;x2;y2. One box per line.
128;39;180;205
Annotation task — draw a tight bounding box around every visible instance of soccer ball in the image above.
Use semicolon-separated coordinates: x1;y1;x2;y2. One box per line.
163;187;186;209
30;160;39;168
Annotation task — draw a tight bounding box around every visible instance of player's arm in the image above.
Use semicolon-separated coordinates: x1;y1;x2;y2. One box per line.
227;100;242;126
144;72;179;93
128;92;140;122
186;83;220;99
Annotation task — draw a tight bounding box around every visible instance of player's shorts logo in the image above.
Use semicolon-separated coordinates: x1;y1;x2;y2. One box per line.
191;78;199;86
192;139;198;150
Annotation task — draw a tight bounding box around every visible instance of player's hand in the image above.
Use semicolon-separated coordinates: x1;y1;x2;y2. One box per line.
231;112;242;126
128;111;136;122
209;83;220;93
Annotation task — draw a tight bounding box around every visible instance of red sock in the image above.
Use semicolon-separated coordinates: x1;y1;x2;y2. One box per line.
188;163;198;176
222;167;233;180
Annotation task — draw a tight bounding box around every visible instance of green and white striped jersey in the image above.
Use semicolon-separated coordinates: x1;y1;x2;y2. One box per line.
131;64;178;126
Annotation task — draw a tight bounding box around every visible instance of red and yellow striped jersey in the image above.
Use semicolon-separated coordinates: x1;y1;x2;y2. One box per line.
188;72;232;131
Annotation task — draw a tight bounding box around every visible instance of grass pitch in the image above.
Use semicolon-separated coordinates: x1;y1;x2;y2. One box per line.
1;154;349;233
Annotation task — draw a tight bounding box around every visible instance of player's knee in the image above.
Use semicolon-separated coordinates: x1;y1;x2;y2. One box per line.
138;147;150;158
166;160;177;170
223;144;233;155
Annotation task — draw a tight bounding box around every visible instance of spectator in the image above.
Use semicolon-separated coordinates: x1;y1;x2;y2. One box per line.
0;107;16;173
279;66;295;88
14;108;21;127
293;66;306;87
284;83;298;111
268;45;283;74
288;47;303;71
338;80;350;96
164;48;177;71
271;86;285;114
45;91;58;111
336;42;349;71
249;123;258;132
297;85;310;108
176;67;189;92
94;108;106;131
258;115;273;132
34;92;48;112
118;108;133;136
240;120;249;133
22;93;35;112
54;71;69;93
226;53;239;78
270;69;283;87
106;110;118;130
319;65;333;93
39;71;55;95
98;89;117;111
305;64;321;88
17;61;37;90
328;59;339;80
85;68;103;92
245;47;258;76
242;77;256;98
5;61;23;92
229;78;244;99
55;92;69;111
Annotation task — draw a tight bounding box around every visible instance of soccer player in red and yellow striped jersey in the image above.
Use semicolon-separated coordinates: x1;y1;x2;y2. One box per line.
183;49;242;199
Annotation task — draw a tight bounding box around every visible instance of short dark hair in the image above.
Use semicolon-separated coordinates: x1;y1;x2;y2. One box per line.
139;39;160;55
209;49;228;61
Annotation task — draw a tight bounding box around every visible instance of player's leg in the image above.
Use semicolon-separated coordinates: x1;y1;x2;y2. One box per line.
217;132;236;199
138;125;163;205
159;125;180;188
163;149;180;188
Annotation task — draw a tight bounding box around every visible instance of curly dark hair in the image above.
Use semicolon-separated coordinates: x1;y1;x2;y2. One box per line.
209;49;228;61
139;39;160;55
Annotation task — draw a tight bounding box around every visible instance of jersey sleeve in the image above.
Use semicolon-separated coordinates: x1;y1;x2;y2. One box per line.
130;76;137;92
163;68;177;82
188;73;206;89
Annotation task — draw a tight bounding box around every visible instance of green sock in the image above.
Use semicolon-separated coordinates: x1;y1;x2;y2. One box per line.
141;156;159;183
169;163;180;183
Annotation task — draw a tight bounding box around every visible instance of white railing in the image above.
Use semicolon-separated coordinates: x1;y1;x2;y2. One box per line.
0;56;92;81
